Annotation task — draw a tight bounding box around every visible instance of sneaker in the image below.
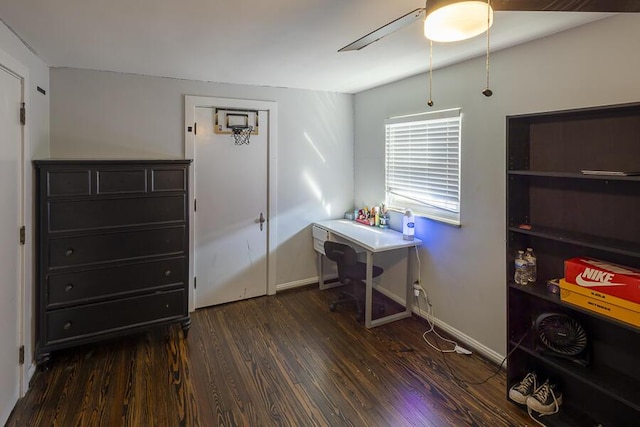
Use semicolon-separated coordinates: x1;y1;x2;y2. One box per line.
509;372;538;404
526;379;562;415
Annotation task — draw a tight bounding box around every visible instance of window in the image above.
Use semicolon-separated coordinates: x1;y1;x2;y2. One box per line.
385;108;461;226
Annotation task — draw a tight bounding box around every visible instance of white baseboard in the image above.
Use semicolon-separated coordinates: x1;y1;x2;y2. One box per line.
373;285;505;365
21;361;36;397
276;274;338;292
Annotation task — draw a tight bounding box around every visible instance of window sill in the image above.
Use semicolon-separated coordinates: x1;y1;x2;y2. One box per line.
388;206;461;228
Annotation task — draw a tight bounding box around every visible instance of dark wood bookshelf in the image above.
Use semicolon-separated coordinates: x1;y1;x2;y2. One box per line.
508;226;640;258
510;342;640;411
508;283;640;334
506;102;640;426
508;170;640;182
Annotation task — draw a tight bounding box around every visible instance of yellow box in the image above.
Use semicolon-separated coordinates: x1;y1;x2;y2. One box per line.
559;279;640;327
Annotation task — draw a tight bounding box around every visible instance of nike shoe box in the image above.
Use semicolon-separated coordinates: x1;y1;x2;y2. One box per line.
559;279;640;328
564;257;640;304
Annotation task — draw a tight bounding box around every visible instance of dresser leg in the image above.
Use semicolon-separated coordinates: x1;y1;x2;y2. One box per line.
181;318;191;339
36;353;51;371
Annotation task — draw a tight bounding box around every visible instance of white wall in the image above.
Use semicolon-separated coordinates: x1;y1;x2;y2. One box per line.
0;22;49;158
0;17;49;405
50;68;355;287
354;14;640;356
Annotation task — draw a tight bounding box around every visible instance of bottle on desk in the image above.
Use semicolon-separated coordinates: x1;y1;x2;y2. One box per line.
402;209;415;240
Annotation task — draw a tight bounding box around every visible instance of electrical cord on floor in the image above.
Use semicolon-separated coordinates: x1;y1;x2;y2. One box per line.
441;327;529;386
411;245;531;386
415;292;460;354
413;247;470;355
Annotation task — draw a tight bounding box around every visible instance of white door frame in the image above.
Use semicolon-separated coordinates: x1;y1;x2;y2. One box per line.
184;96;278;311
0;47;30;399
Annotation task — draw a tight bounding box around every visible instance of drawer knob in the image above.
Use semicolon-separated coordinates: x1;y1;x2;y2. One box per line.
63;321;72;330
65;284;74;292
65;248;74;256
164;269;172;277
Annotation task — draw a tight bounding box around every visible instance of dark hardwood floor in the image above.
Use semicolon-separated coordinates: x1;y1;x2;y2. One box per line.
8;286;532;426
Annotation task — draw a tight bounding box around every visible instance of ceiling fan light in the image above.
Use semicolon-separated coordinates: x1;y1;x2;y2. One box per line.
424;1;493;43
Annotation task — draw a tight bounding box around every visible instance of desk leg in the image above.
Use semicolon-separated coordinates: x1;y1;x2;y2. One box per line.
364;250;374;328
318;251;344;291
404;246;413;317
317;252;325;289
367;246;415;328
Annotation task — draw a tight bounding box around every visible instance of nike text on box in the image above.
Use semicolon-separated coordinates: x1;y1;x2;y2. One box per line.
560;279;640;328
564;257;640;304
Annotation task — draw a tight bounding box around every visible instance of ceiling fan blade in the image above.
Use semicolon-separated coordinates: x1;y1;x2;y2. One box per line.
492;0;640;12
338;8;426;52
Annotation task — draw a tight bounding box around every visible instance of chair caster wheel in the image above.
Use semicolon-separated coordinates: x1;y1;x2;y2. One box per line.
329;303;337;312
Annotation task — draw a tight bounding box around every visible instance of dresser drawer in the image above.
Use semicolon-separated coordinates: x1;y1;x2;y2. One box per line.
49;226;185;268
47;257;186;307
48;195;186;232
151;168;187;192
96;168;146;194
45;289;185;344
47;170;91;197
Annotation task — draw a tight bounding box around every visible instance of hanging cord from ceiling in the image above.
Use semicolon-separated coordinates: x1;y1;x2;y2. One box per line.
427;40;434;107
482;0;493;97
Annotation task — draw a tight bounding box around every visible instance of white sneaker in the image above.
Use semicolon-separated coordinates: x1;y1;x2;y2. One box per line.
508;372;538;405
526;379;562;415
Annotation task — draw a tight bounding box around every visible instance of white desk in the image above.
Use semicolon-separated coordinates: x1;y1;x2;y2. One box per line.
313;219;422;328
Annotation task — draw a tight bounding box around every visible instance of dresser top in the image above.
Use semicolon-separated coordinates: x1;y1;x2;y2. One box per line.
33;159;192;166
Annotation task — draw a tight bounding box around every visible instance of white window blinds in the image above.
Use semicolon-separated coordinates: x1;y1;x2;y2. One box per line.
385;108;461;226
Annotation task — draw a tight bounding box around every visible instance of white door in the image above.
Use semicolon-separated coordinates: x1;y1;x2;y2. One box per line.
194;107;268;308
0;65;23;424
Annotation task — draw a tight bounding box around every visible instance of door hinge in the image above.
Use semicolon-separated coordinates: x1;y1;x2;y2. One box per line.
20;102;26;125
19;226;25;245
194;198;197;212
194;277;197;289
19;345;24;364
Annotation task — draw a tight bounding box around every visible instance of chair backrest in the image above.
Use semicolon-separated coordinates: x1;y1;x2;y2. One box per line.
323;241;358;282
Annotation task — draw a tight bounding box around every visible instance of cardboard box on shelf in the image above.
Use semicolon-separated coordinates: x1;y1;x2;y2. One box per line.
560;279;640;328
564;257;640;304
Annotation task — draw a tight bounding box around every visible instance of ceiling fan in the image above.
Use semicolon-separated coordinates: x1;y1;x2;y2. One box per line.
339;0;640;51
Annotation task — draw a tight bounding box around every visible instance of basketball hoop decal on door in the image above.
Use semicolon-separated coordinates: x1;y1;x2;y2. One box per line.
214;108;259;145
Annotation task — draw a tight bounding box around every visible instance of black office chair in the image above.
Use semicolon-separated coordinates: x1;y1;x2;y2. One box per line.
323;241;385;320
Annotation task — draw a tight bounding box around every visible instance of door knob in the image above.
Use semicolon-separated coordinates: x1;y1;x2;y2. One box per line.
259;212;266;231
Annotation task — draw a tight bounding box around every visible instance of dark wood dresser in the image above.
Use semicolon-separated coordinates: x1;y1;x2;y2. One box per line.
34;159;192;366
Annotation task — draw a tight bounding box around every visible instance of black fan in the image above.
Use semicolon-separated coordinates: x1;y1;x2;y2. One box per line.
535;313;588;366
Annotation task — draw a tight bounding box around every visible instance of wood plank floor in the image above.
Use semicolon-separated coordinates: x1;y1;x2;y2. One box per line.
8;286;533;426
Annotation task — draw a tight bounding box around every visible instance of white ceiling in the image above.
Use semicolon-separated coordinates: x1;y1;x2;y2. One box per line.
0;0;611;93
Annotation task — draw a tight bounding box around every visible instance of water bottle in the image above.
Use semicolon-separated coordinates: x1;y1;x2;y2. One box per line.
514;250;527;285
525;247;537;283
403;209;415;241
